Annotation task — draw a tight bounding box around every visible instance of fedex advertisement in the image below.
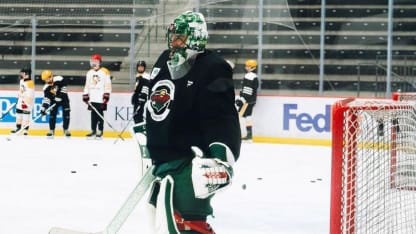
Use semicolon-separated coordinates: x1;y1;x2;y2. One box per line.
253;96;343;144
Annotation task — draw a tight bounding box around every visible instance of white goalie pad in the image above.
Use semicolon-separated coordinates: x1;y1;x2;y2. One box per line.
154;176;180;234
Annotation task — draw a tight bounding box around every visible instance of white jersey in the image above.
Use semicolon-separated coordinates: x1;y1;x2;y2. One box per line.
83;67;112;103
17;78;35;111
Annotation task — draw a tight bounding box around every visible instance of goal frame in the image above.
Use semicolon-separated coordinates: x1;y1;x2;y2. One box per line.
330;98;412;234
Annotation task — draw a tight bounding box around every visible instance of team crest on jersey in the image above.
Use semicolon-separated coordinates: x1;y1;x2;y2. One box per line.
148;80;175;121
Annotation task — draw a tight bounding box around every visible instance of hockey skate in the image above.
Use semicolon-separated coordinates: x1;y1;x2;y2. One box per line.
242;127;253;143
86;131;96;139
95;130;103;140
241;135;253;143
64;129;71;137
10;127;21;134
46;130;54;139
10;128;28;136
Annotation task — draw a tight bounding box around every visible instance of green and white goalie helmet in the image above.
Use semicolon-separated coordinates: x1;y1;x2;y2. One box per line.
167;11;208;52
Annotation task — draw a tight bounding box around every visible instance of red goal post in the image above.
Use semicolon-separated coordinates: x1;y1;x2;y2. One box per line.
392;91;416;101
330;98;416;234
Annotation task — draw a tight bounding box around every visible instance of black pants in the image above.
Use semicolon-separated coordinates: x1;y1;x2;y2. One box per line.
89;102;105;132
49;101;70;130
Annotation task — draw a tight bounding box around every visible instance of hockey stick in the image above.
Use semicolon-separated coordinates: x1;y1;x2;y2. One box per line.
49;165;156;234
239;102;249;117
7;103;56;139
87;102;124;141
112;105;141;145
131;121;152;176
0;102;16;120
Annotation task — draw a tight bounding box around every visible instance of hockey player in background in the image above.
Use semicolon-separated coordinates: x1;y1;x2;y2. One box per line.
140;11;241;233
11;66;35;135
82;54;112;139
235;59;259;141
131;60;150;124
40;70;71;138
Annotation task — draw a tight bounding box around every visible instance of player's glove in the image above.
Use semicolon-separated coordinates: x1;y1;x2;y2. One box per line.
21;101;28;110
131;93;138;105
235;96;245;111
82;94;89;103
191;145;235;199
40;108;46;116
103;93;110;104
101;93;110;110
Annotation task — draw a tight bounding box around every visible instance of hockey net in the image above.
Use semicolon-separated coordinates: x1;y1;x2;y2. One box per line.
330;98;416;234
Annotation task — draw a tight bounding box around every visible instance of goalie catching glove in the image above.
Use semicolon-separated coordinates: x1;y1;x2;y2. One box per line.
191;144;235;199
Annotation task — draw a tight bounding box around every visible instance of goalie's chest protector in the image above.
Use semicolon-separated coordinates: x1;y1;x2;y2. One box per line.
146;50;209;163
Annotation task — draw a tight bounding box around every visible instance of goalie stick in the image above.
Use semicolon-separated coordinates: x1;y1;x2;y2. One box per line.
49;165;156;234
0;102;16;120
87;102;124;141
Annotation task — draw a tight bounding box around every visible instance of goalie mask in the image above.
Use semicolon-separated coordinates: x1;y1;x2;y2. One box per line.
166;11;208;79
167;11;208;52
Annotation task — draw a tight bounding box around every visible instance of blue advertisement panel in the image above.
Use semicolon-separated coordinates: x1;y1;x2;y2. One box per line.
0;96;62;123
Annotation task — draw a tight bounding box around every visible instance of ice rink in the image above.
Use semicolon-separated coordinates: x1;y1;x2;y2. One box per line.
0;135;331;234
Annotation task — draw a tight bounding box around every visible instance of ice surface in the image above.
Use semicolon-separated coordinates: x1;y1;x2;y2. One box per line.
0;136;330;234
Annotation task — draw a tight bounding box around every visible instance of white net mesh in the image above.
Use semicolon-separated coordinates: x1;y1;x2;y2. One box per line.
332;99;416;233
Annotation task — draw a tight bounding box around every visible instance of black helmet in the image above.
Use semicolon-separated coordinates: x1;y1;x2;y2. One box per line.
136;60;146;68
20;66;32;76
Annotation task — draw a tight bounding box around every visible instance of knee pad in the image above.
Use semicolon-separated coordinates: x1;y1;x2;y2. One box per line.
149;176;216;234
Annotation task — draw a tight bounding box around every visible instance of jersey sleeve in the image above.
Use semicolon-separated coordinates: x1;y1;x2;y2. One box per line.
239;72;259;103
42;84;54;109
102;67;112;94
199;59;241;162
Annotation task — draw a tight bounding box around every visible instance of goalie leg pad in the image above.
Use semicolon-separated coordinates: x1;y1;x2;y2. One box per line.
154;175;180;234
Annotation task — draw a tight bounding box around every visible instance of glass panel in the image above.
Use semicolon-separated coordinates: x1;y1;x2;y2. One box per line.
0;0;414;97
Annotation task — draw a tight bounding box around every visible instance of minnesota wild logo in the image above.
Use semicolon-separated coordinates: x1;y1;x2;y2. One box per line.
151;88;171;112
148;80;175;121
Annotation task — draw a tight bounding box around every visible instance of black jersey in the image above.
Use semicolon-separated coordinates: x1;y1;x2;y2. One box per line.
240;71;259;104
131;72;150;106
146;50;241;164
42;76;70;109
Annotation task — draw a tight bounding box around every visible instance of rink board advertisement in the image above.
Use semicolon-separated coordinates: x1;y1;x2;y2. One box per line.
0;90;135;137
1;90;342;145
253;96;342;145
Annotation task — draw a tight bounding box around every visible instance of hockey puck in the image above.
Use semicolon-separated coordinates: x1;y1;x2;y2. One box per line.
242;184;247;190
92;163;98;167
71;170;77;173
